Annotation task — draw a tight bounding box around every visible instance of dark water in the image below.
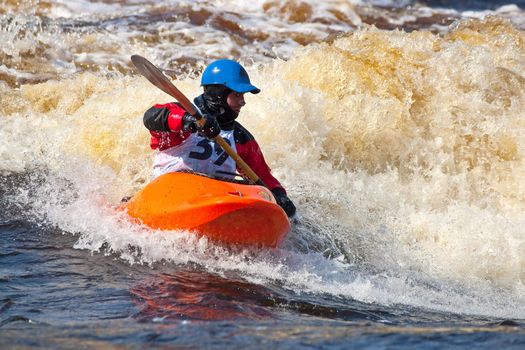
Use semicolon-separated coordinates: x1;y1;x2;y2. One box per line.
1;225;524;349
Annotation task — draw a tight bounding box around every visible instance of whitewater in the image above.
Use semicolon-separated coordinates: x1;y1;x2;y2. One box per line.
1;1;524;348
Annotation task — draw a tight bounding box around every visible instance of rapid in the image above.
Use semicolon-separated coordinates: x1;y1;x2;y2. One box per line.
1;1;525;348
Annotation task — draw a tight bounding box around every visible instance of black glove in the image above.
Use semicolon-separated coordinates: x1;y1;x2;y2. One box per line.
271;188;296;218
182;112;198;133
182;112;221;139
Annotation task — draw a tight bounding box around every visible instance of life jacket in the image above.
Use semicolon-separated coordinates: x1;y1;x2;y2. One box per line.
152;128;238;179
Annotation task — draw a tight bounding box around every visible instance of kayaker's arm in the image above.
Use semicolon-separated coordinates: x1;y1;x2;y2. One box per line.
143;103;190;150
143;102;185;132
237;140;282;191
236;137;297;217
233;122;284;192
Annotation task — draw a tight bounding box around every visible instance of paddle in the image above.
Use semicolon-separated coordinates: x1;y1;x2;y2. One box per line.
130;54;265;187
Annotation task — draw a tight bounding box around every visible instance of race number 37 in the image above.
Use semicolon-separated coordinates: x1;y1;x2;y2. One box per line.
188;138;231;166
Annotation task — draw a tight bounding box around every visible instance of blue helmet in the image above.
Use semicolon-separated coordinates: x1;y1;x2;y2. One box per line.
201;59;260;94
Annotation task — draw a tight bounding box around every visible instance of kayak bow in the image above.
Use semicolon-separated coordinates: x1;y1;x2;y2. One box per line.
123;172;290;247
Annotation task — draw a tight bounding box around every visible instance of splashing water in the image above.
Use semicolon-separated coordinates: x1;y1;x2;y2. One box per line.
1;1;525;324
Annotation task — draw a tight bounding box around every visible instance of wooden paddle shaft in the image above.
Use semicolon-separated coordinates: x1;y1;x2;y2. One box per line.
130;55;265;187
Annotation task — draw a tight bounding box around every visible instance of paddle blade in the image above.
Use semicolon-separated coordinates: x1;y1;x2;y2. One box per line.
130;55;199;116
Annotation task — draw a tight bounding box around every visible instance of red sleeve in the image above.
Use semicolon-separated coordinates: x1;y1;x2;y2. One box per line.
146;102;192;150
236;140;286;193
154;102;186;132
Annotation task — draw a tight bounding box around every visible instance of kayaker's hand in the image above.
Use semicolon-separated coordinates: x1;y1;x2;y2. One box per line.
198;114;220;139
181;112;198;133
271;188;296;218
181;112;220;139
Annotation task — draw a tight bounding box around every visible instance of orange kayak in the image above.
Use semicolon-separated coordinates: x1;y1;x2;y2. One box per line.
123;172;290;247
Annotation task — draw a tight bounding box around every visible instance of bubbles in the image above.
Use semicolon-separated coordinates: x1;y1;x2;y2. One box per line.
238;17;525;311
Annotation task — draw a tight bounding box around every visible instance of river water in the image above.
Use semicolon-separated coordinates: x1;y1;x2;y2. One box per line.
1;0;525;348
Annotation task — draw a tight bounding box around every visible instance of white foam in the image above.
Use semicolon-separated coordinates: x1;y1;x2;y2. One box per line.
2;4;525;319
20;171;525;319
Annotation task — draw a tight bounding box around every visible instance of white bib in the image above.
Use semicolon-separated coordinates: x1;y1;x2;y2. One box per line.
152;129;238;179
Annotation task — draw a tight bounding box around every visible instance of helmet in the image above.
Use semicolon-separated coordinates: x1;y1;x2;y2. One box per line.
201;59;260;94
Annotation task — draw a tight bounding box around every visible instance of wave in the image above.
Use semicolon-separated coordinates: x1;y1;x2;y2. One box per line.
1;14;524;318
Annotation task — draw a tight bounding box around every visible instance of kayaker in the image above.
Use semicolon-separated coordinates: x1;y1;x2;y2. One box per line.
142;59;296;217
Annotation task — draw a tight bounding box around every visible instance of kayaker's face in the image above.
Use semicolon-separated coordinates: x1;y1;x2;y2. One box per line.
226;92;245;114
